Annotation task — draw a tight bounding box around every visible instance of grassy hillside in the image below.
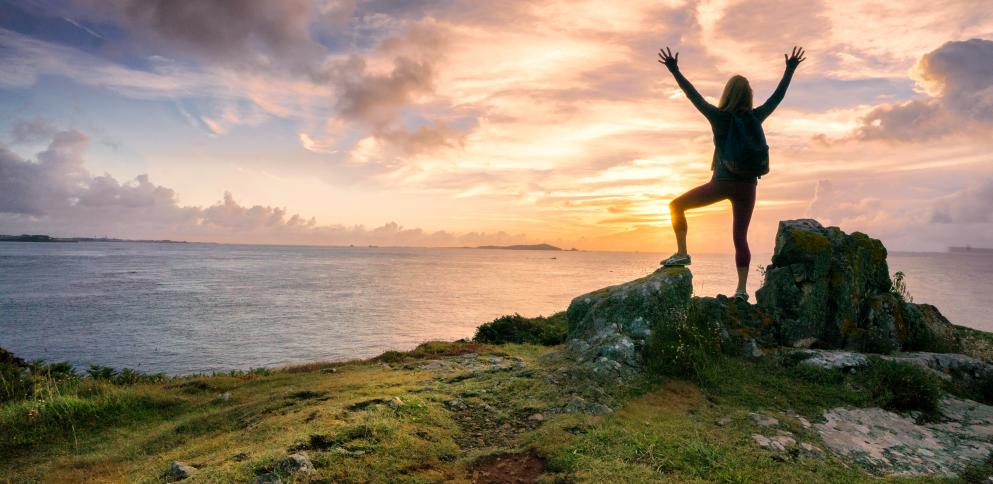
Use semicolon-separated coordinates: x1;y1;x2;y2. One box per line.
3;333;968;483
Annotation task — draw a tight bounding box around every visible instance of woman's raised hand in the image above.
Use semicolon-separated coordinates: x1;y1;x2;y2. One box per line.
785;46;806;69
658;47;679;71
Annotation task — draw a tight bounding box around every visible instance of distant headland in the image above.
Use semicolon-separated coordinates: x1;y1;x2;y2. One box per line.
474;243;577;251
949;246;993;254
0;234;188;244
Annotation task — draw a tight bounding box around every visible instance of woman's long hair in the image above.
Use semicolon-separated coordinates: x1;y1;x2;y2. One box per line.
718;75;753;112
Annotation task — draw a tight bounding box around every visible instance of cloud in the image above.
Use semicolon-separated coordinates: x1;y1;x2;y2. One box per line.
0;130;530;246
851;38;993;141
75;0;332;78
930;179;993;224
8;118;57;144
0;130;90;215
1;7;471;162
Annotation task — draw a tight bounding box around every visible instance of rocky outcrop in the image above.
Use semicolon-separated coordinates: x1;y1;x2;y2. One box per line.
798;349;993;385
562;266;692;379
557;219;963;385
816;397;993;476
756;219;960;353
685;296;777;355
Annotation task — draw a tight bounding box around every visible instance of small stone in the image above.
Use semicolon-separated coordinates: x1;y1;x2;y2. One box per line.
752;434;774;448
771;435;796;448
388;397;403;409
749;412;779;427
445;398;467;410
796;416;811;429
166;461;196;481
489;357;504;364
716;416;733;427
562;395;612;415
745;339;764;358
350;450;367;457
420;360;453;371
218;391;230;402
800;442;823;454
753;434;792;452
275;452;315;475
252;473;282;484
528;413;545;422
320;367;337;373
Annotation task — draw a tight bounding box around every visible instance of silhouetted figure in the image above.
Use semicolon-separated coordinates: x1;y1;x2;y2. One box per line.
658;46;806;301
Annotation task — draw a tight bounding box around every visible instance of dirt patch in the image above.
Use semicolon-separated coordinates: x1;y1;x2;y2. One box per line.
346;398;389;411
46;457;131;483
451;405;544;449
469;452;546;483
287;390;329;400
616;381;702;419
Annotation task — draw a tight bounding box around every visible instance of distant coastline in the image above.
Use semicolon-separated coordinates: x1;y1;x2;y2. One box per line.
949;246;993;254
473;243;576;251
0;234;188;244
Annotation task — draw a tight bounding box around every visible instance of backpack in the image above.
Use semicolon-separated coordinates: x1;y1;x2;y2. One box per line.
719;111;769;177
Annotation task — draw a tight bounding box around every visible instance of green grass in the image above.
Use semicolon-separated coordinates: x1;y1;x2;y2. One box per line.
0;338;977;483
956;325;993;363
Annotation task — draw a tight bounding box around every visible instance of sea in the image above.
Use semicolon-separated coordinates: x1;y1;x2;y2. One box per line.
1;242;990;374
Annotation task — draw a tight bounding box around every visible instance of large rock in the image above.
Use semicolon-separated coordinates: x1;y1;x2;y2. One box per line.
756;219;959;353
563;266;693;378
797;348;992;377
816;397;993;476
687;296;777;355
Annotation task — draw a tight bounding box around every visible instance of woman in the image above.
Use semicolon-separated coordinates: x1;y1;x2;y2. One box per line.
657;46;805;301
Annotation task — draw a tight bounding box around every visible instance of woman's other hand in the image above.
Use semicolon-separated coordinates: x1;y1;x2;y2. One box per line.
785;46;806;69
658;47;679;71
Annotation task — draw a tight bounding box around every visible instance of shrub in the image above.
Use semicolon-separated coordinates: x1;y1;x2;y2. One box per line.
248;367;272;377
86;365;118;381
859;357;942;414
473;312;567;346
890;271;913;302
0;347;25;367
643;307;724;381
0;363;32;403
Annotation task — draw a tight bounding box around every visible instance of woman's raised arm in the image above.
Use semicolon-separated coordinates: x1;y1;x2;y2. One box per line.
658;47;720;118
754;46;805;121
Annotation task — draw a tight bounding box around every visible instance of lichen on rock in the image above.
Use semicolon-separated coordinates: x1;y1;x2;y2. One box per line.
756;219;960;353
560;266;693;381
816;397;993;476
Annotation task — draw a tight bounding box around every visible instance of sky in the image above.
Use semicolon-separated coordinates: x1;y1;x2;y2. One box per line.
1;0;992;253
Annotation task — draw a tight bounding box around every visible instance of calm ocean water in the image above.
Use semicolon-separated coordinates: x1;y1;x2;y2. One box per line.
1;242;990;374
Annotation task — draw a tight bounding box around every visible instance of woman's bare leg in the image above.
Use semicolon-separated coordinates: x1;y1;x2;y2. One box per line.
736;266;748;293
669;181;727;256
